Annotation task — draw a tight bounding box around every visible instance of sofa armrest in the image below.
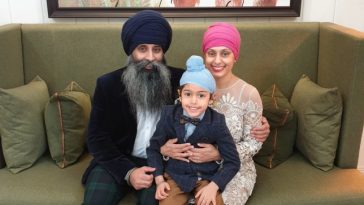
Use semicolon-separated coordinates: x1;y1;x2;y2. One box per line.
318;22;364;168
0;24;24;89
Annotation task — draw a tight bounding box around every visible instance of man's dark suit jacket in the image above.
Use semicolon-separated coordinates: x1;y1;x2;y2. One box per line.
147;105;240;193
82;66;184;185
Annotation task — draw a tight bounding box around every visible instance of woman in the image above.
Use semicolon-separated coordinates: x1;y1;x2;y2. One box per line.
203;22;262;205
161;22;266;205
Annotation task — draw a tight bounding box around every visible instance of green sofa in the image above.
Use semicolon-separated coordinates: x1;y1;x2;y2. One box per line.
0;22;364;205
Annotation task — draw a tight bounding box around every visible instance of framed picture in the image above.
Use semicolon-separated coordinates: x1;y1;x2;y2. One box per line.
47;0;301;18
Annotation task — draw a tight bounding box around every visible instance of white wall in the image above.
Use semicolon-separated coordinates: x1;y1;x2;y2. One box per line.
1;0;364;172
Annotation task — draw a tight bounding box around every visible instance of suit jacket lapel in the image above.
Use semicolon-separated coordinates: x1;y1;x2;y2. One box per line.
174;106;187;142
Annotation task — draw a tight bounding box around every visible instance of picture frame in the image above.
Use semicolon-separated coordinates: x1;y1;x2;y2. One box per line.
47;0;301;18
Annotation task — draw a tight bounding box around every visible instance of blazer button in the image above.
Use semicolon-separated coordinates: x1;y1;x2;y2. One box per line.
197;172;202;181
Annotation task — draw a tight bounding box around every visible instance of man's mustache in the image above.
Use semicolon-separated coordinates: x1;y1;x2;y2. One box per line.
134;60;158;71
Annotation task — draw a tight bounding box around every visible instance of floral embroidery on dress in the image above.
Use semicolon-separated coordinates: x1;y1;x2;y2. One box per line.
212;79;263;205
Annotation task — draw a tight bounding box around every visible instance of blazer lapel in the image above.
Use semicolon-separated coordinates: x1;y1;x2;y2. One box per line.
174;106;187;142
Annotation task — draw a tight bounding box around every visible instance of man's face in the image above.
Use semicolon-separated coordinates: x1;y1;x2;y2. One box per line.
131;44;164;68
122;50;171;113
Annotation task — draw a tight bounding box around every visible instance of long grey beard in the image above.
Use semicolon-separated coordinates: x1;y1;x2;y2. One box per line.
121;57;171;114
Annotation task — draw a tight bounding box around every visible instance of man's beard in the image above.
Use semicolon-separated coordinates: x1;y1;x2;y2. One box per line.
121;56;171;114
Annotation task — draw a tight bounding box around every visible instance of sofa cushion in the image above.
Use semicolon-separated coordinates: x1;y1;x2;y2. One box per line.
0;153;136;205
254;84;297;168
45;81;91;168
248;153;364;205
290;75;342;171
0;137;5;169
0;76;49;173
0;154;90;205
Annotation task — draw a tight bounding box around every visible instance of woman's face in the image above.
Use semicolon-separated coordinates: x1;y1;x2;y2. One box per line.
204;46;236;80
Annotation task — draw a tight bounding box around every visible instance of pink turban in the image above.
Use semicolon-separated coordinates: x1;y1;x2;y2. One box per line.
202;22;241;60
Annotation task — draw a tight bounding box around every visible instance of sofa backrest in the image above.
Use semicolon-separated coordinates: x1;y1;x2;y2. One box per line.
0;22;362;169
167;22;320;99
317;23;364;168
18;22;320;99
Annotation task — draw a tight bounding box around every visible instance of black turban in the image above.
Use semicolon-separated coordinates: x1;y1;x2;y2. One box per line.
121;10;172;55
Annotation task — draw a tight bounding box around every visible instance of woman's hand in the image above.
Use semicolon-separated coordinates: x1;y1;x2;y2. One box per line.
251;116;270;142
188;143;221;163
160;138;194;162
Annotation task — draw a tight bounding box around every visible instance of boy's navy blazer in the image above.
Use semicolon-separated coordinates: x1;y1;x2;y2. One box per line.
147;105;240;193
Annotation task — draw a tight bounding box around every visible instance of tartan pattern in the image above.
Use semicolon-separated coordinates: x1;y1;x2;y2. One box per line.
83;158;158;205
83;165;123;205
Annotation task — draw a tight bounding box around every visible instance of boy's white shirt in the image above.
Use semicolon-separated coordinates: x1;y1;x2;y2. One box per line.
183;110;205;141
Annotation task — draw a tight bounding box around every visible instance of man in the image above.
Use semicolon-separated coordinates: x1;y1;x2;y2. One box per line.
82;10;269;205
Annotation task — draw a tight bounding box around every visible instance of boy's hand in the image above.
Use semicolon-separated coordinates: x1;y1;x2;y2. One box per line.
195;182;219;205
155;181;170;200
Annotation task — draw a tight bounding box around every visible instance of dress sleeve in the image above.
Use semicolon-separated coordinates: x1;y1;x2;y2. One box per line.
235;86;263;160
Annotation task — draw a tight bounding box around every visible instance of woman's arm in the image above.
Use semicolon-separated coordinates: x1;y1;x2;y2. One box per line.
236;88;264;159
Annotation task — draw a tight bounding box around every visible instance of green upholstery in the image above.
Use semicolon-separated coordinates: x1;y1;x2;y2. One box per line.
0;137;5;168
45;81;91;168
167;23;319;98
0;76;49;173
0;22;363;204
318;23;364;168
291;75;342;171
0;154;135;205
0;24;24;89
0;154;91;205
248;153;364;205
254;84;297;168
21;24;125;95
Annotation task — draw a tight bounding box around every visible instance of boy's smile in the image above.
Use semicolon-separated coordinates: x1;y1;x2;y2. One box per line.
180;84;212;118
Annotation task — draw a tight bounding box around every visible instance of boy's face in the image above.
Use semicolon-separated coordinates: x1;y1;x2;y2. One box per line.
180;84;212;118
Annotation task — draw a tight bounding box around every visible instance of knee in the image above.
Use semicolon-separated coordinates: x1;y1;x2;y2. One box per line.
137;186;158;205
83;166;124;205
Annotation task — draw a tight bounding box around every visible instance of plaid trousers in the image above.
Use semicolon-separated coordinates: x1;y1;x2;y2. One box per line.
83;157;157;205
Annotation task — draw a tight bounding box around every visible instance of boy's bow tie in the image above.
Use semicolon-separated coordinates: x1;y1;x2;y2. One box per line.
179;115;200;126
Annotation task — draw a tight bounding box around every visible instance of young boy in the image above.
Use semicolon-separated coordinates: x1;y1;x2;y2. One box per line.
147;55;240;205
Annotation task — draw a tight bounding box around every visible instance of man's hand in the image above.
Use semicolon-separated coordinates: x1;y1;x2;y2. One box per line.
160;138;194;162
188;143;220;163
129;166;155;190
195;182;219;205
251;116;270;142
